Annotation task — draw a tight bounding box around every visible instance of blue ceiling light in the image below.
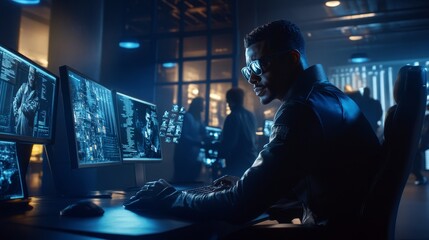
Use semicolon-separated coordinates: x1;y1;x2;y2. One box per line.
12;0;40;4
162;62;177;68
349;53;370;63
119;40;140;49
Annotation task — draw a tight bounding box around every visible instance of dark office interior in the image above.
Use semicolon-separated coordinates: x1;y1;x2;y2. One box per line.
1;0;429;239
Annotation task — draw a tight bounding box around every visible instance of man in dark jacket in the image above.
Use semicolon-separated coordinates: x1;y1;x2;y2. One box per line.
124;19;382;229
218;88;257;177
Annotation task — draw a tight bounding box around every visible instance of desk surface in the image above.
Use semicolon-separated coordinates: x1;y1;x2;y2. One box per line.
1;192;266;239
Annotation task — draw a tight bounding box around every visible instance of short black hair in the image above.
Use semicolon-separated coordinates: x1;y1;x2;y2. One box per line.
226;88;244;106
244;19;305;56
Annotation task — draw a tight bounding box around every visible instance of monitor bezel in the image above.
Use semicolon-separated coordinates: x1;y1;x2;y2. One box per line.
59;65;122;168
0;45;59;145
114;91;163;162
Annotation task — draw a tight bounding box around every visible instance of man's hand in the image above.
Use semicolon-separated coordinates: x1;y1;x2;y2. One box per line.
123;179;176;210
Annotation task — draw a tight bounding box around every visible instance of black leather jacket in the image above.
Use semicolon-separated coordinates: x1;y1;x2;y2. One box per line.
160;65;382;226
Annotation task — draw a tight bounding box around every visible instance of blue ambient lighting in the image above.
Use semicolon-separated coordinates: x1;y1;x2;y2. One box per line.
162;62;176;68
12;0;40;4
349;53;370;63
119;41;140;49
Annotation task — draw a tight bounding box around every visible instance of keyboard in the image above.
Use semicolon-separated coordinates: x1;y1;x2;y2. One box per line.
183;185;225;194
183;175;240;194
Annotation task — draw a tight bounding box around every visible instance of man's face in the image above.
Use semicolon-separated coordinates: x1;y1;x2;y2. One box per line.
28;67;35;88
245;41;289;105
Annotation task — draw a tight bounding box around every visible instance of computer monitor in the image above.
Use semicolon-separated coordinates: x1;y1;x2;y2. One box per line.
0;140;25;201
203;126;222;165
263;120;274;137
115;92;162;162
0;45;58;144
59;66;122;168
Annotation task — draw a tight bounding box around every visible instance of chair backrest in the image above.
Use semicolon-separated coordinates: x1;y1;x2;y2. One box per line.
360;66;427;239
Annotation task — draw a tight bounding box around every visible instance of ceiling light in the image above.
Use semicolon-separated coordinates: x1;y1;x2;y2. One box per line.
119;40;140;49
349;35;363;41
349;53;370;63
12;0;40;4
162;62;177;68
325;1;341;7
340;13;376;20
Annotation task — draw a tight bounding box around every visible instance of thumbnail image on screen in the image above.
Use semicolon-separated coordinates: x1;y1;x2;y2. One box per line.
0;140;24;201
159;104;185;144
60;66;121;168
115;92;162;161
0;45;58;144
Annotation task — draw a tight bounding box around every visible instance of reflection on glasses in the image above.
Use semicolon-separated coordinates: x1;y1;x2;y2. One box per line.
241;50;292;80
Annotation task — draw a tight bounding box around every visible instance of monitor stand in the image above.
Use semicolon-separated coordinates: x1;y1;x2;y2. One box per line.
134;163;147;187
43;145;113;199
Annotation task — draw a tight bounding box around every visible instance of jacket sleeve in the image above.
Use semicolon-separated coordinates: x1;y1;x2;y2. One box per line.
160;103;322;223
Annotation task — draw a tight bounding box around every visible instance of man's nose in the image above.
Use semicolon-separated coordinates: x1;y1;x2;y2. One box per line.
247;73;260;84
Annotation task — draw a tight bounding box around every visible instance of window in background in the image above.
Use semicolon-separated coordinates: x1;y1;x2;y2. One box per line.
157;63;179;83
181;83;207;123
212;34;233;55
19;5;50;67
156;85;179;117
155;0;236;129
183;60;207;81
183;36;207;57
16;4;52;196
157;38;179;60
209;82;230;127
210;58;232;80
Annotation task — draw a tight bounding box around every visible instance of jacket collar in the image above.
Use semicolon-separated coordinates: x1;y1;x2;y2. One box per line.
282;64;328;102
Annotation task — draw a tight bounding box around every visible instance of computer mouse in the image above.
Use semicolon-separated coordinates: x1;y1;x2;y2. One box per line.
60;200;104;217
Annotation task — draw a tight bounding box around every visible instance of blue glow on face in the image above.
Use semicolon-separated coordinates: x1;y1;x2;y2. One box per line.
12;0;40;4
162;62;176;68
119;41;140;49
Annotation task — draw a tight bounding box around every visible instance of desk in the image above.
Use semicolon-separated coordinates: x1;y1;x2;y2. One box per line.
1;192;266;239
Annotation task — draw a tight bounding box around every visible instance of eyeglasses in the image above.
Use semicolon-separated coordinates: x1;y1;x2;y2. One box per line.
241;50;292;80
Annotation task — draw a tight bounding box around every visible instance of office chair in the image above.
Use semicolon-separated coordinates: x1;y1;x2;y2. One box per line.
225;66;427;240
359;65;427;239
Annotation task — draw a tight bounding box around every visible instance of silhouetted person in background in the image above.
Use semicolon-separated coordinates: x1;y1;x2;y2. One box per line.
359;87;383;134
13;65;39;136
218;88;257;177
414;105;429;185
173;97;206;182
125;20;382;232
385;83;427;186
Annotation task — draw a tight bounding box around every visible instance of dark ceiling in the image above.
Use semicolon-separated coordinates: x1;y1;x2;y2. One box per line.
254;0;429;64
25;0;429;66
119;0;429;65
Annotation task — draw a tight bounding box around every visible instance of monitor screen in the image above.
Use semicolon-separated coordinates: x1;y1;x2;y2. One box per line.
0;140;25;201
115;92;162;161
0;45;58;144
263;120;274;137
203;126;222;165
59;66;121;168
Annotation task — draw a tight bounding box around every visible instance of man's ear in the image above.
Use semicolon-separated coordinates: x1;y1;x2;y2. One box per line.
290;50;301;65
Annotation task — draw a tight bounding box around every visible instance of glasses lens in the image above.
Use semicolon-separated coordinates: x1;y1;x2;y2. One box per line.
250;60;262;75
241;67;251;80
